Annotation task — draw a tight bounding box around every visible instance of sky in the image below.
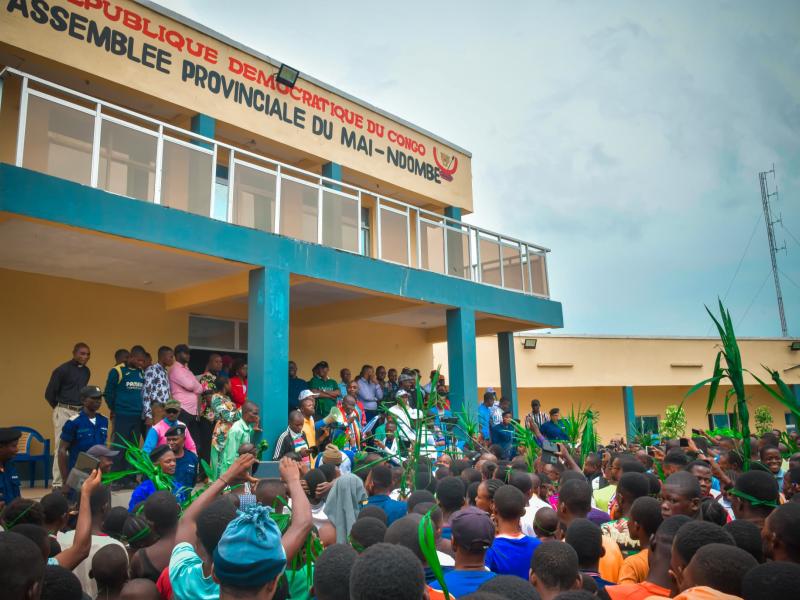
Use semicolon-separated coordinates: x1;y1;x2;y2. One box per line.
161;0;800;337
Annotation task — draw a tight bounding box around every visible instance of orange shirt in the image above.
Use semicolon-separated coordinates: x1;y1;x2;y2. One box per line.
607;581;670;600
618;549;649;584
600;535;624;583
670;586;742;600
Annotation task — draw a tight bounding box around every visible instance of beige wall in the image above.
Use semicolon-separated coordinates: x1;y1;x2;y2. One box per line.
432;335;799;388
0;0;472;211
0;268;433;438
435;334;799;441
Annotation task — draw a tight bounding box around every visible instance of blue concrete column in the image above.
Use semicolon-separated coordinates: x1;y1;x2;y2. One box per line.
322;162;342;194
322;162;342;184
444;207;462;220
497;332;518;418
622;386;636;441
190;114;216;149
248;267;290;448
446;307;477;416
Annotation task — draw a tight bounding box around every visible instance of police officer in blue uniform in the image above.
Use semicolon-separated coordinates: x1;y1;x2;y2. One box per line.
58;385;109;484
0;428;22;508
166;424;198;493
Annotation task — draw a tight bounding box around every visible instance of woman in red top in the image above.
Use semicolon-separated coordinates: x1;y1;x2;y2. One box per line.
229;359;248;408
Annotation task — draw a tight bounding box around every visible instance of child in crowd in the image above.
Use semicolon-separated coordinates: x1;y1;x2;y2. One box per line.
617;496;663;584
532;506;560;541
485;485;540;579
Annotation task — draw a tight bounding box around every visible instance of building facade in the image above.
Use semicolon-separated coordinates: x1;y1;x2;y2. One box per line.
434;335;800;442
0;0;562;444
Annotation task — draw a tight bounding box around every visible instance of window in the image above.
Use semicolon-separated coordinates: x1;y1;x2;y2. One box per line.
188;315;248;352
708;413;737;430
786;412;797;433
360;207;371;256
635;415;659;434
213;178;229;221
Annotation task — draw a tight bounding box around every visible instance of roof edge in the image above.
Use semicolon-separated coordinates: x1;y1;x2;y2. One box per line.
508;333;796;342
133;0;472;158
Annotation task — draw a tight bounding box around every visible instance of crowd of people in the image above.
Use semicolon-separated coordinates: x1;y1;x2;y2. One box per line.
0;341;799;600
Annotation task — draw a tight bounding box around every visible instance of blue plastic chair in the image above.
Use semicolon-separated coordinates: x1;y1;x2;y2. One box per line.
11;426;50;488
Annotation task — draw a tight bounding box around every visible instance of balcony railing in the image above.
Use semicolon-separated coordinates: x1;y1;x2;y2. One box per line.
3;68;550;297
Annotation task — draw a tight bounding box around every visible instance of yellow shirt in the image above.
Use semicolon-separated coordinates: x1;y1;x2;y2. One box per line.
303;416;316;449
618;549;649;584
594;484;617;512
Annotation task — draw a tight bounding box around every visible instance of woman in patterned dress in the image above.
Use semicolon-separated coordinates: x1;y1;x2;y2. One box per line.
210;376;241;479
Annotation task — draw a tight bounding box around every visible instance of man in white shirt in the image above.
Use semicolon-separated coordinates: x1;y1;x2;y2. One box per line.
511;471;550;537
57;484;126;597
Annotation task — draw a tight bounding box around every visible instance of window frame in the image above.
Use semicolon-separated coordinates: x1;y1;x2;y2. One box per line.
188;314;248;353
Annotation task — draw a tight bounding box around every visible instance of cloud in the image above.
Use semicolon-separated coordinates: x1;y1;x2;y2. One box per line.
162;0;800;336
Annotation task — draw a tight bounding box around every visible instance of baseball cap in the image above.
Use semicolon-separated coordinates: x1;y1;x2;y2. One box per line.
164;398;181;411
450;506;495;552
80;385;103;398
87;444;119;458
298;389;317;401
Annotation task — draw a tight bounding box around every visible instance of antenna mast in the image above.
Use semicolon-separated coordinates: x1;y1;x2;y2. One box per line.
758;166;787;337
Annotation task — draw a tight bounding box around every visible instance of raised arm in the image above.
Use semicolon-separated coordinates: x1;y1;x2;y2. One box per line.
55;470;102;570
557;442;583;474
174;453;257;546
279;456;313;561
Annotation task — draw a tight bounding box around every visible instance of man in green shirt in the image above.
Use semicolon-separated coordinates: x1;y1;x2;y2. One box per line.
219;401;260;476
308;361;340;418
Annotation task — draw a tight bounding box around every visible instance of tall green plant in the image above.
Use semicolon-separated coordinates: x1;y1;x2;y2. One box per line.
580;408;598;465
628;422;656;448
659;405;687;440
684;301;750;468
511;420;539;472
685;301;800;472
557;405;598;466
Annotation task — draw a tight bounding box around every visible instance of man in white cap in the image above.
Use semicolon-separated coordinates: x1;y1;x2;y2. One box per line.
298;389;322;452
487;387;503;426
389;390;437;458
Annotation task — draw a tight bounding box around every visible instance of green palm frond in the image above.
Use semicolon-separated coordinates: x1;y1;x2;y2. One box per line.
111;434;175;491
705;427;742;439
779;431;799;458
580;409;598;465
686;300;757;470
511;420;539;472
628;423;655;448
419;507;451;599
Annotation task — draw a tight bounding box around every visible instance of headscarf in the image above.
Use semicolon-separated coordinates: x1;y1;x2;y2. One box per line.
213;504;286;588
324;473;367;544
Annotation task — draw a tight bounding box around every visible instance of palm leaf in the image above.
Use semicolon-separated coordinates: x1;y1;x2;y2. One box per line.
511;420;539;472
580;408;598;465
419;507;451;599
200;459;214;482
751;368;800;421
